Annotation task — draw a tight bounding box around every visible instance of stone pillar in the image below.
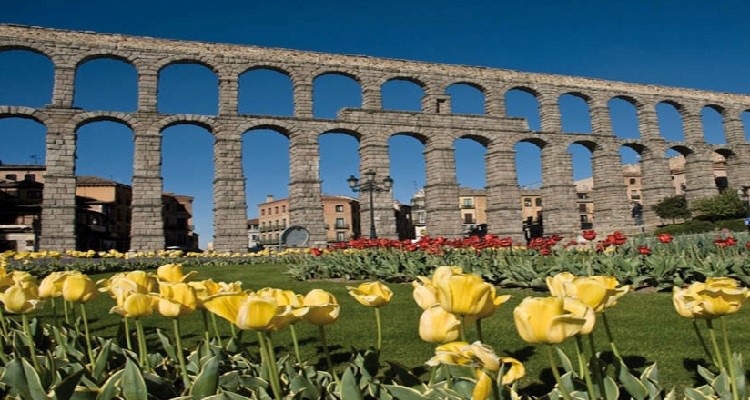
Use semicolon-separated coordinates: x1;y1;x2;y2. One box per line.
288;133;327;245
726;144;750;190
423;141;461;238
213;130;248;252
137;71;158;112
639;147;676;228
484;84;506;116
540;144;579;237
723;110;746;145
361;76;382;110
484;143;523;241
636;101;662;141
538;91;562;132
422;83;451;114
51;65;76;108
590;98;613;135
359;137;396;238
591;146;631;231
40;111;77;250
218;74;239;116
293;75;313;118
682;105;705;144
130;130;164;251
683;146;720;204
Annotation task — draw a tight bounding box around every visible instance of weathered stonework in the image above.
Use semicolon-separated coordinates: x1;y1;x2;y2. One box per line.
1;24;749;251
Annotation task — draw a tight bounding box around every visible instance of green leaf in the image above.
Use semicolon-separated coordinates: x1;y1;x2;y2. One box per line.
52;368;85;400
684;386;716;400
1;358;49;400
341;367;364;400
157;329;177;361
93;340;112;382
617;361;647;400
555;347;575;374
121;358;147;400
190;355;220;399
96;369;123;400
383;385;428;400
602;376;619;400
202;393;253;400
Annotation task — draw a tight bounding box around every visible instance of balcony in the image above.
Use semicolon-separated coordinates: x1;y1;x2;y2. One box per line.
460;204;475;209
333;223;350;230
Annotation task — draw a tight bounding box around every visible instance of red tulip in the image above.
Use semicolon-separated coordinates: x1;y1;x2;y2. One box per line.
582;230;596;241
637;245;651;255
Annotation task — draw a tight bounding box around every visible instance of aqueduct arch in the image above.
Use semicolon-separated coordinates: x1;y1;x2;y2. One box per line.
1;25;750;251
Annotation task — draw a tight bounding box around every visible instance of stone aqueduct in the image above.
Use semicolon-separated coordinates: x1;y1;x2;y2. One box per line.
1;24;749;252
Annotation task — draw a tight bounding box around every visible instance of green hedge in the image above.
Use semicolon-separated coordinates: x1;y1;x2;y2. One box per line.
654;218;748;235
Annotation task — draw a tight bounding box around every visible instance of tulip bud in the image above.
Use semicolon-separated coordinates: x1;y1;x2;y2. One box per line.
347;281;393;308
302;289;340;326
419;306;460;343
62;272;97;303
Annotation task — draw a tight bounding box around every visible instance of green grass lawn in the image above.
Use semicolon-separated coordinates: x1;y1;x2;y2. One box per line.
44;262;750;394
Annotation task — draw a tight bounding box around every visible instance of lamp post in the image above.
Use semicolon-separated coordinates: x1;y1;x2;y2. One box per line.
347;170;394;239
737;187;750;233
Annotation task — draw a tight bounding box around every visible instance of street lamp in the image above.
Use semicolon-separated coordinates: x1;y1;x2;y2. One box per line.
347;170;394;239
737;187;750;233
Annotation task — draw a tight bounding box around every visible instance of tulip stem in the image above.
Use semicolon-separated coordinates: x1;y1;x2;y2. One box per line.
0;306;7;336
210;313;223;347
319;325;339;383
546;346;572;400
459;316;467;342
80;304;96;370
123;317;133;352
575;336;596;400
201;309;211;351
375;307;382;351
135;318;147;368
50;297;59;330
601;312;621;360
475;319;484;343
229;321;236;338
264;332;283;400
71;302;80;335
172;318;191;387
257;332;281;400
21;313;39;372
706;319;725;371
720;317;740;400
691;318;715;366
290;325;302;365
62;299;69;325
587;334;606;398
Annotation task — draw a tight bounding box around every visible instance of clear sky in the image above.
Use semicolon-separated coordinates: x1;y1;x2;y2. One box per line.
2;1;750;248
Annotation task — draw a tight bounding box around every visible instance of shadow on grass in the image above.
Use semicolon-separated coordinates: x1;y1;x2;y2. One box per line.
504;345;536;362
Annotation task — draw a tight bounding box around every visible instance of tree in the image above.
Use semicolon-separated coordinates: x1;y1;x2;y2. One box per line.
652;195;691;224
690;189;745;222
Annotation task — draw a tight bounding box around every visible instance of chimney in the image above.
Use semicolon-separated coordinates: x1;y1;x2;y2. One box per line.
266;195;274;203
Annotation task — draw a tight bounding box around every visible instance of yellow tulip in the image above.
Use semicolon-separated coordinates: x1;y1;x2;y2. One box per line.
562;297;595;335
425;341;473;367
110;293;155;318
428;265;464;287
154;283;199;317
203;292;247;325
236;295;297;331
473;370;494;400
156;263;197;284
62;272;97;303
545;272;576;297
347;281;393;308
302;289;340;326
411;277;438;310
436;273;493;316
472;286;511;320
513;296;588;344
39;271;72;298
463;341;501;371
562;276;629;312
419;305;461;343
256;287;308;323
1;282;41;314
673;278;749;319
500;357;525;385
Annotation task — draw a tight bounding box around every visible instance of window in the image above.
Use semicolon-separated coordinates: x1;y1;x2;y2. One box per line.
577;193;588;200
282;205;286;213
24;174;35;181
579;204;588;213
335;205;344;212
418;212;426;224
261;209;265;216
27;190;42;199
335;217;346;228
463;214;474;224
4;174;16;181
580;215;589;223
336;232;346;241
523;198;532;207
275;206;279;214
282;218;287;228
629;178;636;185
535;198;542;206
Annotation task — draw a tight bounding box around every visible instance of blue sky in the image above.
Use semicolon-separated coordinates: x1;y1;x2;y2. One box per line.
2;1;750;247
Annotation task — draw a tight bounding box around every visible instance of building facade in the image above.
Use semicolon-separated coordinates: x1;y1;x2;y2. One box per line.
257;195;360;246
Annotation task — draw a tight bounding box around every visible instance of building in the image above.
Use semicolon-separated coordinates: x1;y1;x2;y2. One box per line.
257;194;360;246
459;188;487;234
0;164;198;252
411;189;427;240
247;218;260;249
